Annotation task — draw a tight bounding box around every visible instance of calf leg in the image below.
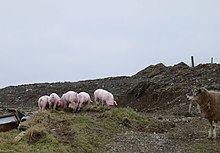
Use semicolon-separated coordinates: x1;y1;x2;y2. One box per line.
196;103;201;114
188;101;192;113
208;120;213;139
208;120;217;139
213;121;217;139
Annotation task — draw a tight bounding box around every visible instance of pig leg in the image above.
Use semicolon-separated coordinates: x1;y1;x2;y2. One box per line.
53;101;57;109
77;101;83;112
38;101;42;111
42;103;47;112
48;102;52;109
94;97;99;106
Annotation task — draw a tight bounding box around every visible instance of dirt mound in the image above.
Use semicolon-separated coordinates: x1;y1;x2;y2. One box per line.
1;62;220;114
119;62;220;113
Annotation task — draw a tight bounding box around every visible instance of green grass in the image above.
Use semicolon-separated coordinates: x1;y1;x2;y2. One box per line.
0;107;155;153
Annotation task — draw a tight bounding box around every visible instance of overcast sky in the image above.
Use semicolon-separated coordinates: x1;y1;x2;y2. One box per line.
0;0;219;88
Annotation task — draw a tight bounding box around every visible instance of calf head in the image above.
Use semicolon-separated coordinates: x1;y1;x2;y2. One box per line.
186;87;207;101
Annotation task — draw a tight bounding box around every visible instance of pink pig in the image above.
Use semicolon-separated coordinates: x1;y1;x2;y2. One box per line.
77;92;93;111
59;91;78;112
48;93;60;109
38;95;49;112
94;89;118;106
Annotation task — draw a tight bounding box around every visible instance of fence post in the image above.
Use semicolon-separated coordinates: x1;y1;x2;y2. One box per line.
191;56;195;67
211;57;214;64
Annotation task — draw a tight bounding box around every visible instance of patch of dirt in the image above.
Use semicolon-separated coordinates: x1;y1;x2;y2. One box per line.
1;62;220;152
28;130;47;144
48;119;75;147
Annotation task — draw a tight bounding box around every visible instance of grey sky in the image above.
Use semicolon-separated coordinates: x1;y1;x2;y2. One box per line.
0;0;220;88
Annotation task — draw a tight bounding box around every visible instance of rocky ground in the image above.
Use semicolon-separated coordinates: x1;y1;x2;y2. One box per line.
106;110;216;153
1;62;220;153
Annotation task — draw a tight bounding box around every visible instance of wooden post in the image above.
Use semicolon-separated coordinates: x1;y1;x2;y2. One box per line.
191;56;195;67
211;57;214;64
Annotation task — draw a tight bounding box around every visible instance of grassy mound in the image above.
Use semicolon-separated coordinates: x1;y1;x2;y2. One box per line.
0;107;155;153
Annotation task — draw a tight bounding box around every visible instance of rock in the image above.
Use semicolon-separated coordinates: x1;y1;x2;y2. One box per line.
14;131;26;142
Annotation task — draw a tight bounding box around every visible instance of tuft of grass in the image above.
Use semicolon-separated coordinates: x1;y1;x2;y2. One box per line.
86;105;112;112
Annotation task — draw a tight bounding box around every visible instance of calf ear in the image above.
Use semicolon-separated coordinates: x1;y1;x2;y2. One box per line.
199;87;207;93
